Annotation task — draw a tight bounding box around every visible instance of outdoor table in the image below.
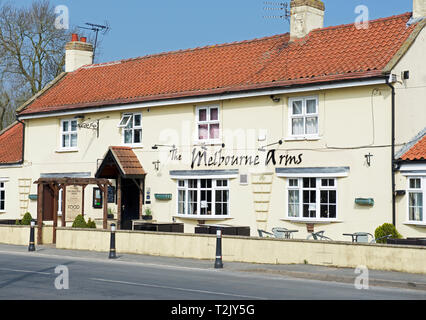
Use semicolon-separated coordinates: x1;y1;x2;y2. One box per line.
343;233;360;242
282;230;299;239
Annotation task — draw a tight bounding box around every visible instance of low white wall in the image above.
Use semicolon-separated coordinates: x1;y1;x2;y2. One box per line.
55;228;426;274
0;225;53;245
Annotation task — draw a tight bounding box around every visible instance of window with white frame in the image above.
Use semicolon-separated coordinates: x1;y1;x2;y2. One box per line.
60;119;78;149
196;106;220;142
0;181;5;212
287;178;337;220
288;96;319;138
177;179;229;217
408;177;424;223
118;113;142;145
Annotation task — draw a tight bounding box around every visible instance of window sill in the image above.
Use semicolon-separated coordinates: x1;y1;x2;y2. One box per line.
55;149;78;153
194;140;223;147
174;215;233;221
280;218;342;224
284;136;321;142
403;221;426;227
123;144;143;149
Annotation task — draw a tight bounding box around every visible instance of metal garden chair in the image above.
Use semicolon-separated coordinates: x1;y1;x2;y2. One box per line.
307;231;333;241
257;229;274;238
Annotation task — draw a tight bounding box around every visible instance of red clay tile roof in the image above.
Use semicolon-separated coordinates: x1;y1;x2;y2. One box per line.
0;122;24;164
19;12;420;116
401;135;426;161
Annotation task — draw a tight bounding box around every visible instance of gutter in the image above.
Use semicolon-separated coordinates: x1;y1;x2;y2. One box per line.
17;77;388;120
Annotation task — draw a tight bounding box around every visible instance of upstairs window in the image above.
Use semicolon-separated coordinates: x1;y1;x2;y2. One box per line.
119;113;142;146
0;182;5;212
60;119;78;150
408;178;424;223
288;96;319;138
196;106;220;142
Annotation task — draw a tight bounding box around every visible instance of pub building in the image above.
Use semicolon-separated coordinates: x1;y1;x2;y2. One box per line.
1;0;426;242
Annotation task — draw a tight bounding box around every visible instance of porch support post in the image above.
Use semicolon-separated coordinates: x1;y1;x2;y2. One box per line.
103;184;108;229
81;185;87;217
139;178;143;219
52;184;58;244
117;176;122;230
61;185;66;227
36;183;43;245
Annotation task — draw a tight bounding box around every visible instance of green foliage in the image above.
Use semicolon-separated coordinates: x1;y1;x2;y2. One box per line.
20;212;32;225
87;218;96;229
72;215;87;228
144;208;152;216
15;219;21;225
374;223;403;243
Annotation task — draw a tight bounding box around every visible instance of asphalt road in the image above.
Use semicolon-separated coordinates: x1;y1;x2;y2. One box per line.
0;250;425;301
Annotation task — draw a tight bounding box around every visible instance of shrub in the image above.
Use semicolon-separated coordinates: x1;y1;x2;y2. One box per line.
72;215;87;228
87;218;97;229
20;212;33;225
144;208;152;216
374;223;403;243
15;219;21;225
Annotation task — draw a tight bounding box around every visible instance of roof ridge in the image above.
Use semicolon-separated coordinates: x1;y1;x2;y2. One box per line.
313;12;413;33
78;33;289;70
77;12;413;72
0;121;21;138
396;127;426;159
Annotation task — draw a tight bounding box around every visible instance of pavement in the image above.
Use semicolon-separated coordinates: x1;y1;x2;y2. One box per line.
0;243;425;292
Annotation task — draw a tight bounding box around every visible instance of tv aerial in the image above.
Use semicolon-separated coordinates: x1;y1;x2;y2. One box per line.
78;21;110;61
263;2;291;21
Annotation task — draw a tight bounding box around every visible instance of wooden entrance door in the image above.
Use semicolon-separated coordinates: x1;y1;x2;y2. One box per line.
42;185;54;221
120;179;140;230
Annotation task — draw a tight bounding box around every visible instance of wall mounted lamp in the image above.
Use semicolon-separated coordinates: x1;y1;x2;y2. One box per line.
152;144;176;150
270;95;281;103
365;153;373;167
152;160;161;171
258;140;283;152
195;142;226;150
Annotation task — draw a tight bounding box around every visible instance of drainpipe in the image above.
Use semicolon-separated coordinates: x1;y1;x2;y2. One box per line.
385;78;396;227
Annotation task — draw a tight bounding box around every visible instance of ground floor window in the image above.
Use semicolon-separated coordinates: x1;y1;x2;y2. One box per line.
408;177;424;222
287;177;337;220
177;179;229;217
0;182;5;211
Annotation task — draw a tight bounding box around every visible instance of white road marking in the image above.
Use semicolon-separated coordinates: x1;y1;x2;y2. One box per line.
0;267;51;275
90;277;268;300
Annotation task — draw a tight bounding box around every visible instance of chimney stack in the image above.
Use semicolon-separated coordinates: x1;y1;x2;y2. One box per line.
290;0;325;40
413;0;426;19
65;34;94;72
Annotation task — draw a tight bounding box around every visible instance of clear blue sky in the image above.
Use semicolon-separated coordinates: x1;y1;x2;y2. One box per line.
43;0;412;63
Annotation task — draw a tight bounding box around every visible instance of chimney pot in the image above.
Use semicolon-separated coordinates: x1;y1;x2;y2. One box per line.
71;33;79;42
80;37;87;43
